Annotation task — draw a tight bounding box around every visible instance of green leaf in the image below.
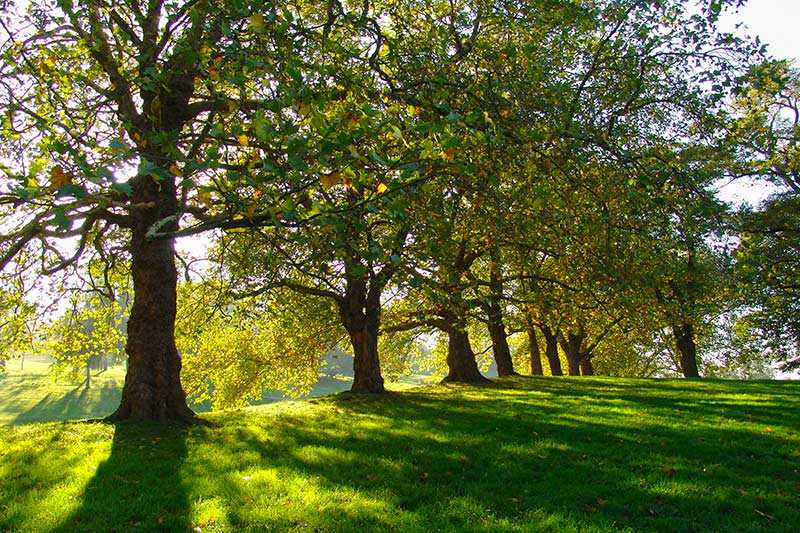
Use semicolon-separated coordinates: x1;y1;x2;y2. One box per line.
111;182;132;196
56;184;87;198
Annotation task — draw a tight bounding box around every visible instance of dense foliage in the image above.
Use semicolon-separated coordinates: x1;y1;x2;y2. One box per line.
0;0;797;416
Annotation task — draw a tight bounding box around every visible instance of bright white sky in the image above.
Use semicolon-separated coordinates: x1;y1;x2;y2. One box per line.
721;0;800;62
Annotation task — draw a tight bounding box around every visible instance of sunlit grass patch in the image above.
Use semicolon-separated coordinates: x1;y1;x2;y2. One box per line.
0;376;798;532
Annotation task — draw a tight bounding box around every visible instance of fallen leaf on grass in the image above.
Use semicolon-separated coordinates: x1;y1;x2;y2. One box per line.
755;509;775;520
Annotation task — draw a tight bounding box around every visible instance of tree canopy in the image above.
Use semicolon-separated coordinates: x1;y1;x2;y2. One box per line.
0;0;797;419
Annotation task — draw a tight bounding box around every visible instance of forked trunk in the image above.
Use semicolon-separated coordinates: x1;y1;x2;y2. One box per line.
443;326;487;383
561;333;583;377
345;319;384;393
527;323;544;376
540;326;563;376
109;209;193;422
580;358;594;376
673;323;700;378
340;279;385;393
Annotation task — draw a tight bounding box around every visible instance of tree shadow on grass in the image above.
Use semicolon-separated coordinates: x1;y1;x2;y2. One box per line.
9;380;121;425
3;378;799;531
171;381;800;531
52;421;192;532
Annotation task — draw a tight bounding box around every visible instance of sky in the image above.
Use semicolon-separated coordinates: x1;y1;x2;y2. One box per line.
721;0;800;62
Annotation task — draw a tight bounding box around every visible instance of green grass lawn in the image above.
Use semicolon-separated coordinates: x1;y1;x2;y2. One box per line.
0;377;798;532
0;361;126;426
0;361;425;426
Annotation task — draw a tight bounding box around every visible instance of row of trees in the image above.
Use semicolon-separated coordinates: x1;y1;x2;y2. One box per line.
0;0;797;421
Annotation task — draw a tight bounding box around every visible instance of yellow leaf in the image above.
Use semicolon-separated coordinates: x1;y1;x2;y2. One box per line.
169;163;182;176
320;171;341;190
237;134;249;146
227;100;237;113
196;190;213;207
376;182;388;194
249;14;265;32
297;102;311;116
443;148;457;161
50;166;72;189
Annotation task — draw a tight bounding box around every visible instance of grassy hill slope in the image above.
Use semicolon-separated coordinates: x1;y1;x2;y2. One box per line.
1;377;798;532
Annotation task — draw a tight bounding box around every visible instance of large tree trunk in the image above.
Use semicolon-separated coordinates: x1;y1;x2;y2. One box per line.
673;323;700;378
343;316;384;393
580;358;594;376
540;325;563;376
527;322;544;376
443;325;487;383
560;332;583;377
487;317;516;376
485;253;516;376
109;189;194;422
340;278;385;393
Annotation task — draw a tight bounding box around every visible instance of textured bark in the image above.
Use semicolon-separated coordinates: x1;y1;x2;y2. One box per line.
487;318;516;376
540;325;563;376
673;323;700;378
561;332;584;377
527;324;544;375
580;358;594;376
344;318;384;393
443;326;487;383
485;253;516;376
109;181;193;422
340;279;385;393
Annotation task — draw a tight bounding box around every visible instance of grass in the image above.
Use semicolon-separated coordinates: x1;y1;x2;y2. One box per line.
0;360;125;426
0;360;425;426
0;377;798;532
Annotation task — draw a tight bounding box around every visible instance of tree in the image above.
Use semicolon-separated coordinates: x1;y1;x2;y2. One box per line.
732;61;800;371
0;0;379;419
0;282;38;368
40;287;128;385
736;194;800;370
176;283;339;409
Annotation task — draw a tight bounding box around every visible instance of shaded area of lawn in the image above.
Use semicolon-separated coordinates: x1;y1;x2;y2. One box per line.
0;361;125;426
0;360;427;426
0;377;798;531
